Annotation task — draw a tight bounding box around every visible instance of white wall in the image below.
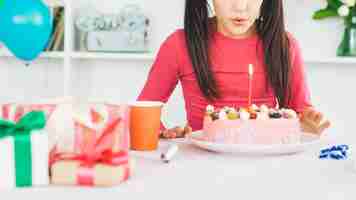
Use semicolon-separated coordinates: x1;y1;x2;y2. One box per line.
0;0;355;141
69;0;186;128
284;1;356;142
285;0;345;58
0;58;64;102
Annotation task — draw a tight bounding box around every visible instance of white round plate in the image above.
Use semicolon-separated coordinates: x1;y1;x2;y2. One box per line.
189;130;328;155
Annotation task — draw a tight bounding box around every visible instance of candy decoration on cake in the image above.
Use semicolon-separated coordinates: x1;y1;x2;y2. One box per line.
204;105;297;122
201;104;301;145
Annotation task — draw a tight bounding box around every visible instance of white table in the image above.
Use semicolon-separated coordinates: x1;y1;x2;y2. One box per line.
5;138;356;200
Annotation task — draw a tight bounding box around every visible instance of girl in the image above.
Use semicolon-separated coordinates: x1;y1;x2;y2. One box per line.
137;0;331;138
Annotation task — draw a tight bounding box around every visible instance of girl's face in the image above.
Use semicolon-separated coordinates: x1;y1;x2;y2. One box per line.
212;0;263;38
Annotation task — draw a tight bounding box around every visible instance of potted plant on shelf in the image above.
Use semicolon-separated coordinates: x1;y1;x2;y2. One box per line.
313;0;356;56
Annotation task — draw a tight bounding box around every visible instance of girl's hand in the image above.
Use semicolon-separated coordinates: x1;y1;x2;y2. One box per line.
300;107;331;135
160;124;193;139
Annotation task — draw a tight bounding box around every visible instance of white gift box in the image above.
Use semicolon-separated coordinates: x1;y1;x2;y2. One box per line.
0;104;51;188
0;130;49;188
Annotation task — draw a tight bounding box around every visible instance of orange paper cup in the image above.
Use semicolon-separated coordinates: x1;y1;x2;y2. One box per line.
129;101;163;151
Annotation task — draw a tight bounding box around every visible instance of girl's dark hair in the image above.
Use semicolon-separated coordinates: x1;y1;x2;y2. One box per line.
184;0;291;107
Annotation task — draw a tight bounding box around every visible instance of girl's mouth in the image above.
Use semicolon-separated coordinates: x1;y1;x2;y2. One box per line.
232;17;248;26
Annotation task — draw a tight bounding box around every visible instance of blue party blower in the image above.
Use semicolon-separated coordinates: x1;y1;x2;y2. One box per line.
319;145;349;160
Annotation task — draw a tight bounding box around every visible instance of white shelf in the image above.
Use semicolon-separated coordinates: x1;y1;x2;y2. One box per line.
71;52;156;61
0;50;65;59
304;57;356;64
40;52;65;58
0;49;156;60
3;49;356;64
43;0;66;7
3;46;356;64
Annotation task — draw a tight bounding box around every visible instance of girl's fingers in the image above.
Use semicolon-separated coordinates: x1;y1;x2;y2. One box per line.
161;126;187;139
173;126;185;138
161;130;175;139
161;130;169;138
169;131;177;139
302;117;331;135
184;124;193;136
301;109;324;126
300;108;312;122
317;120;331;134
308;110;318;121
300;121;312;133
302;108;312;119
314;112;323;124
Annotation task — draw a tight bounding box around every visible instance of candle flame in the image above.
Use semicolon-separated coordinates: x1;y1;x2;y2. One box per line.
248;64;254;75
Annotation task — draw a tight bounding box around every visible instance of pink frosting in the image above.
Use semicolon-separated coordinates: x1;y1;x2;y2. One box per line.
202;116;301;145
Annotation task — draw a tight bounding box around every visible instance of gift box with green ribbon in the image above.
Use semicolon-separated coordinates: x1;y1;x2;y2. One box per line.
0;104;54;188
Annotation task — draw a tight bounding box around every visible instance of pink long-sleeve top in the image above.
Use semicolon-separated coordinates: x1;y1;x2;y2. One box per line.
138;29;312;131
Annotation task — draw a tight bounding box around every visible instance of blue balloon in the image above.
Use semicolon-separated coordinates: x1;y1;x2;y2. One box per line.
0;0;53;61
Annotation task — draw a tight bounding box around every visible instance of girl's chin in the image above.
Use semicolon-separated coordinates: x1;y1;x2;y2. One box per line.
225;28;251;38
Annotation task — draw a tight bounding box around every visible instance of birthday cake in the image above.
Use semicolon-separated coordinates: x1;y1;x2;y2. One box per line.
200;104;302;145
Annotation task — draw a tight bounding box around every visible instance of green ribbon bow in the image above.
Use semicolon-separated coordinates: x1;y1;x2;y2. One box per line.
0;111;46;187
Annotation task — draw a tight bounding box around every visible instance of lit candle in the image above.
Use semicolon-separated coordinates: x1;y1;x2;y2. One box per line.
248;64;254;106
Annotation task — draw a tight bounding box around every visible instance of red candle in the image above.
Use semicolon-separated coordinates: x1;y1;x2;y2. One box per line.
248;64;254;106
